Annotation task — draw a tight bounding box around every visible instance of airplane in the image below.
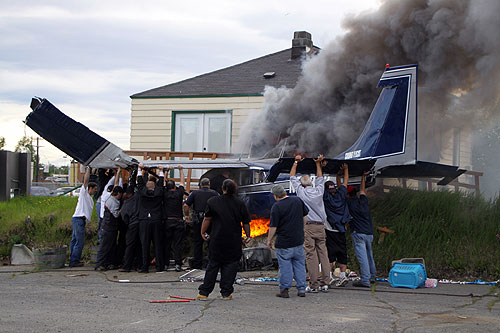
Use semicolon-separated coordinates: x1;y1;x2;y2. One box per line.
25;64;465;236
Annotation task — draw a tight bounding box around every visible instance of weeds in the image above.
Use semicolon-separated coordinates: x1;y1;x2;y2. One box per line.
0;196;97;258
349;188;500;280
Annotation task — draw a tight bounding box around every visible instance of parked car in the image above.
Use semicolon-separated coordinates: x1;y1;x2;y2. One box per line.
54;177;68;183
54;186;81;196
30;186;55;196
44;176;69;183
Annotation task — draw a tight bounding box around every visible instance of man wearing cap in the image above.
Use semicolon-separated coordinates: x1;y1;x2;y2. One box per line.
184;178;219;269
267;184;309;298
290;154;330;293
323;163;351;287
347;171;376;288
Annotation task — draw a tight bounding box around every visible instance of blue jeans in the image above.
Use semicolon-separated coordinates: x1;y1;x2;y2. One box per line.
95;201;102;243
275;245;307;292
70;217;86;264
352;232;376;286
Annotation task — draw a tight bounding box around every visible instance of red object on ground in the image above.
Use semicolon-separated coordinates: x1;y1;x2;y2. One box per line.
170;296;196;301
150;300;191;303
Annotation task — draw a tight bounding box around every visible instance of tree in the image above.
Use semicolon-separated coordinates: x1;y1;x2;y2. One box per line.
15;136;36;163
0;136;5;150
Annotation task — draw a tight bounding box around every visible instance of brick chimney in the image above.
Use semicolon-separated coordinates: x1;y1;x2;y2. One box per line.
291;31;313;59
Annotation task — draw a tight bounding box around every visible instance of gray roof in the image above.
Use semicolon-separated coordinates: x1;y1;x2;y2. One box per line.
131;47;320;98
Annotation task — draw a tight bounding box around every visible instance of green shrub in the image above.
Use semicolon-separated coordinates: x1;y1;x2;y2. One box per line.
0;196;98;260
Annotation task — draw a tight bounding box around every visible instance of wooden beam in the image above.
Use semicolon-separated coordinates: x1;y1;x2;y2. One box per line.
186;152;194;192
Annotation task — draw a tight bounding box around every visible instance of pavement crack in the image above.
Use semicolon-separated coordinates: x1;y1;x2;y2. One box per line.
374;295;401;333
173;299;215;332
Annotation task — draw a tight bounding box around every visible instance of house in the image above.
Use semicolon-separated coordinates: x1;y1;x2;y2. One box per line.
129;31;318;154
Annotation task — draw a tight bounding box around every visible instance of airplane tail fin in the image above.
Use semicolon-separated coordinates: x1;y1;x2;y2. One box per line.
335;64;417;163
334;64;465;185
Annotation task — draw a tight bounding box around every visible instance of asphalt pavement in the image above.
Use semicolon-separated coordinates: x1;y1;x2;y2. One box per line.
0;265;499;332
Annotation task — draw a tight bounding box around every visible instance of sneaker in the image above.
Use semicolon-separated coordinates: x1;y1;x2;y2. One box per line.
320;285;328;293
335;276;349;287
197;294;208;301
276;289;289;298
305;286;318;293
328;276;335;285
297;291;306;297
175;265;182;272
353;281;370;288
222;294;232;300
107;264;118;270
95;265;107;272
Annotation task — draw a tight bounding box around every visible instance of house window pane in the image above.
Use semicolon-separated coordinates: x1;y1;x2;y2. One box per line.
179;118;200;151
207;117;228;152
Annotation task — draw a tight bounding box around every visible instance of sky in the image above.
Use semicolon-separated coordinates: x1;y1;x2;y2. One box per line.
0;0;380;166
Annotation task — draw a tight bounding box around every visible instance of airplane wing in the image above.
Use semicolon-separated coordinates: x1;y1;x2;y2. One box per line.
376;161;467;185
26;98;137;169
266;157;375;182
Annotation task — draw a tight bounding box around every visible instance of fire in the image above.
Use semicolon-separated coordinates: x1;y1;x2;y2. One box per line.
242;218;270;238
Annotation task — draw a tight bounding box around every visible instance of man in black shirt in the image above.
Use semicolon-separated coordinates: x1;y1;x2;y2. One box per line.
163;165;186;272
184;178;219;269
119;182;142;272
197;179;251;300
347;171;376;288
95;185;124;271
137;164;164;273
267;184;309;298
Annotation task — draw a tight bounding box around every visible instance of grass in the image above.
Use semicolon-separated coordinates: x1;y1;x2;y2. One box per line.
363;188;500;280
0;196;98;258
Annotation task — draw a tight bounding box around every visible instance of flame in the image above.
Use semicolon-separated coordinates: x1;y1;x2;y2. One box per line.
243;218;270;238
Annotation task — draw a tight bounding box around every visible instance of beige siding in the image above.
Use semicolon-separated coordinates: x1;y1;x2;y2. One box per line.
130;96;264;152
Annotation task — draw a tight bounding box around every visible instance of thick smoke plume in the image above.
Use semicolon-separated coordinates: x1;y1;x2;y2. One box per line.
244;0;500;161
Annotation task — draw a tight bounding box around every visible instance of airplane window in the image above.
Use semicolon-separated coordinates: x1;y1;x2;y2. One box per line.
253;170;264;184
239;170;252;185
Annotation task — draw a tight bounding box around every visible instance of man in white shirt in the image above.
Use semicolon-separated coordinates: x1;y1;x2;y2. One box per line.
99;171;122;221
290;154;330;293
69;167;98;267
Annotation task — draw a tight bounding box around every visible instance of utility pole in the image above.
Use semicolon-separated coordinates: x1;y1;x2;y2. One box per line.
35;137;40;182
32;137;43;182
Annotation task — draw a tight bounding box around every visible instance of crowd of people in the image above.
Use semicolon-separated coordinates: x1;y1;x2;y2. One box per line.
68;155;375;300
267;154;375;298
69;164;221;275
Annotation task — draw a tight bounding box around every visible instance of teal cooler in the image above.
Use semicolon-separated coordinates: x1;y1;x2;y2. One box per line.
388;263;427;289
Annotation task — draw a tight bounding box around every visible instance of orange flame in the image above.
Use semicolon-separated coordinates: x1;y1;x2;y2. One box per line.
243;218;270;238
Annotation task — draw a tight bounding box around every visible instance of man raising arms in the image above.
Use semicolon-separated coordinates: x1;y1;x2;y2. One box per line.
69;167;98;267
